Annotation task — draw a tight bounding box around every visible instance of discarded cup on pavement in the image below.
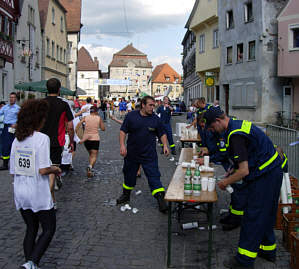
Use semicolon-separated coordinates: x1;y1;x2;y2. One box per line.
132;208;139;214
135;190;142;196
182;222;198;230
124;204;131;210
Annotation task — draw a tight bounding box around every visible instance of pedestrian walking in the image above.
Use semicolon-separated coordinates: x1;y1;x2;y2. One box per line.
77;106;105;178
156;96;176;155
204;106;283;269
0;92;20;170
119;97;127;117
116;96;170;213
10;99;61;269
41;78;74;209
0;101;6;158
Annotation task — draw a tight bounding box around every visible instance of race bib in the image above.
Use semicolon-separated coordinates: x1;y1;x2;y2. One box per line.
15;148;35;176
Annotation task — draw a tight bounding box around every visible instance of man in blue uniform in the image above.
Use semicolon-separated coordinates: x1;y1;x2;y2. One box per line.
117;96;170;213
204;107;283;269
156;96;176;155
0;92;20;170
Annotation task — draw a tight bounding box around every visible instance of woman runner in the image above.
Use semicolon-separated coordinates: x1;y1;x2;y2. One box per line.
10;99;61;269
77;106;105;178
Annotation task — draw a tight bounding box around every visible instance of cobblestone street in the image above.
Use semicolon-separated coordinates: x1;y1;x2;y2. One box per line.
0;116;291;269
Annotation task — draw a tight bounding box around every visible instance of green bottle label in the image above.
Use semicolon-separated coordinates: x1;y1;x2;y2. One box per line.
184;183;192;190
193;184;201;191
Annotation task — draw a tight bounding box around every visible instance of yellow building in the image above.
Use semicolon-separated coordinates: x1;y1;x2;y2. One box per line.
189;0;220;103
39;0;68;87
151;63;183;100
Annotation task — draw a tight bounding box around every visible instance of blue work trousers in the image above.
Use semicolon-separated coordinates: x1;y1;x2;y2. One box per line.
122;158;164;195
229;182;248;218
236;166;283;266
160;123;175;148
1;125;15;159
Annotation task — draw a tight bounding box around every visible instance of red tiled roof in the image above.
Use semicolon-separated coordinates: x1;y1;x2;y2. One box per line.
38;0;67;30
78;46;99;71
109;43;152;68
59;0;82;32
152;63;182;84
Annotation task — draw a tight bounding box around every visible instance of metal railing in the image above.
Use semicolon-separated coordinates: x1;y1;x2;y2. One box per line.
266;124;299;178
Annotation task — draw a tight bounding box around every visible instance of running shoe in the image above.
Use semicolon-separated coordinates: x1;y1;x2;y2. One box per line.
56;175;63;189
87;167;93;178
19;261;39;269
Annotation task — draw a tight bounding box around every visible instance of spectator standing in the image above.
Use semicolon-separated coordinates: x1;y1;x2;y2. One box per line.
0;92;20;170
119;97;127;117
41;78;74;209
11;99;61;269
116;96;170;213
101;100;107;121
73;96;81;112
127;100;132;112
156;96;176;155
0;101;5;158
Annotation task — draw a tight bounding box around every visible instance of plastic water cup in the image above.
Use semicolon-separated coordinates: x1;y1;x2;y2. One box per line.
204;156;210;167
182;222;198;230
208;178;216;192
201;177;208;191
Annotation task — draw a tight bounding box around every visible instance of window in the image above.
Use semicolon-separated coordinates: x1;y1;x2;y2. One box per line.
52;41;55;58
226;10;234;29
248;41;256;60
165;77;170;81
232;83;257;108
60;16;63;32
52;8;55;24
46;38;50;56
4;17;9;36
81;74;84;78
56;45;59;60
244;2;253;23
227;46;233;64
213;29;219;48
290;25;299;49
199;34;205;53
60;48;63;61
28;6;35;25
237;43;243;63
143;70;146;75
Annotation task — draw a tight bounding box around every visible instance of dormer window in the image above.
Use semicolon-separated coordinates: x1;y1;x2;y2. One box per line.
165;77;170;81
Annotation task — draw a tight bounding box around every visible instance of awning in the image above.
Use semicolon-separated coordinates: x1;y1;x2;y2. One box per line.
15;80;75;96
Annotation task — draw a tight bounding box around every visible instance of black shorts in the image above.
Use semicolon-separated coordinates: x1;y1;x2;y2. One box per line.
50;146;63;165
84;140;100;151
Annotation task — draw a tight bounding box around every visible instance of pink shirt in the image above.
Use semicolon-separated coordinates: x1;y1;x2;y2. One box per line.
82;115;101;141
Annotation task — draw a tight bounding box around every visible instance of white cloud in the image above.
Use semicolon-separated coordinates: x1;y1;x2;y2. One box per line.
79;44;118;72
151;56;183;75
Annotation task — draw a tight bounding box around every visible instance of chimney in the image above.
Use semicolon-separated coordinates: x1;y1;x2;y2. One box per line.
94;57;99;69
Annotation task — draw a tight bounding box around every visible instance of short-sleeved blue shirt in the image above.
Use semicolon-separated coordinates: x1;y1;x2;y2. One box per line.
0;103;20;124
120;110;166;163
156;105;171;124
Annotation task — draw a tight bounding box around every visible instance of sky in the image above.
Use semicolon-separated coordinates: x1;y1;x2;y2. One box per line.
80;0;196;74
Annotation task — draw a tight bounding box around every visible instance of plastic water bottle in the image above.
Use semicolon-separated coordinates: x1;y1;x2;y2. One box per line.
193;168;201;196
184;166;192;195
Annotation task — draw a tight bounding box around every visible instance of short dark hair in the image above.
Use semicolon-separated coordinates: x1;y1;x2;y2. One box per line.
141;96;155;108
10;92;17;96
46;78;61;94
86;97;92;103
199;97;206;103
0;101;5;105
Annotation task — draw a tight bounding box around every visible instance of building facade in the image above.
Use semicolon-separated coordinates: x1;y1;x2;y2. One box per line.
14;0;42;87
0;0;20;101
218;0;287;122
189;0;220;105
151;63;183;100
108;43;152;99
182;0;202;106
39;0;68;87
77;46;100;99
278;0;299;118
59;0;82;93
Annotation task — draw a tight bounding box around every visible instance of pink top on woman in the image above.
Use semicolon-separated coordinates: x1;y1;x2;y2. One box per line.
82;115;101;141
